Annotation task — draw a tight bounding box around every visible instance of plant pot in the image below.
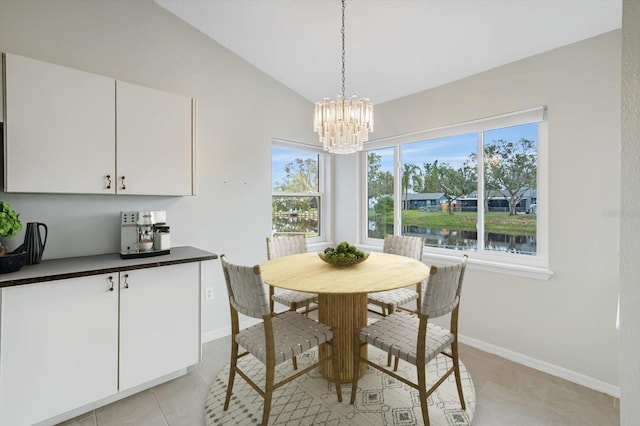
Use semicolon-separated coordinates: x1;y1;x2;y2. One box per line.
0;249;27;274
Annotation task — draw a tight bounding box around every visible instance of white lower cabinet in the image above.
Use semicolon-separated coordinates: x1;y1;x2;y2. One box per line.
0;274;118;426
119;264;200;390
0;263;201;426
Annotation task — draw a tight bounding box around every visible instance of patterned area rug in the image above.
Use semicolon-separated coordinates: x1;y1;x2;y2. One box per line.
204;346;475;425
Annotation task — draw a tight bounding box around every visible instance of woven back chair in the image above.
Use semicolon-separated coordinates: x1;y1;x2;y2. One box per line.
368;234;424;316
351;255;468;425
266;236;318;314
221;255;342;425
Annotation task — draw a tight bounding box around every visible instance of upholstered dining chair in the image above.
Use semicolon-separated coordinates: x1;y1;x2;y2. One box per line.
367;234;425;317
266;236;318;315
351;255;468;426
220;255;342;425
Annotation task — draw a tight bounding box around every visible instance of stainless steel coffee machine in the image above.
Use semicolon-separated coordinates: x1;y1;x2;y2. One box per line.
120;211;170;259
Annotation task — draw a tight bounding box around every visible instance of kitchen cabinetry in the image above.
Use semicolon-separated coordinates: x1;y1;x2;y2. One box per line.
2;53;195;195
119;264;200;390
0;249;210;426
2;53;116;194
116;81;194;196
0;274;119;426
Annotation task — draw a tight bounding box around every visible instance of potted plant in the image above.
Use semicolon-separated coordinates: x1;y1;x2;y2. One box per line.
0;202;26;273
0;201;23;254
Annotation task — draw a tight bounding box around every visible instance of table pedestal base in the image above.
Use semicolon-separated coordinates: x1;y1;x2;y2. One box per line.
318;293;368;383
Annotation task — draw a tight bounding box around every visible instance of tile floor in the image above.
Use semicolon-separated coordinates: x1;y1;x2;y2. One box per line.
60;335;620;426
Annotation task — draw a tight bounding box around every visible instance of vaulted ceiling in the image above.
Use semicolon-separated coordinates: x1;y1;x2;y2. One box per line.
156;0;622;104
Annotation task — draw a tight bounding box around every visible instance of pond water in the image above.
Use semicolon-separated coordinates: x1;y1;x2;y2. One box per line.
272;213;319;237
369;222;536;256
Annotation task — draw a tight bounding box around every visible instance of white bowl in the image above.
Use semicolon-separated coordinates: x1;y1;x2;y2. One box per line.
139;240;153;251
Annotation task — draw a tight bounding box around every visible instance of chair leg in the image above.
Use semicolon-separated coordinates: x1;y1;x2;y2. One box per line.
393;356;400;372
451;340;466;410
289;302;299;371
331;343;343;402
262;361;275;425
223;339;238;411
386;304;396;367
417;364;430;426
350;334;362;404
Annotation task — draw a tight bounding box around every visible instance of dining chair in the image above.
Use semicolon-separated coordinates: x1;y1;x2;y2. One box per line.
367;234;425;318
350;255;468;426
220;255;342;425
266;236;318;315
367;235;425;368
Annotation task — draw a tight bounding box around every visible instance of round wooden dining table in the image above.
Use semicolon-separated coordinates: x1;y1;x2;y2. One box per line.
259;251;430;383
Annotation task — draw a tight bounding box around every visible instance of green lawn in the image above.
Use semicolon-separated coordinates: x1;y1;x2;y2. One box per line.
370;210;536;234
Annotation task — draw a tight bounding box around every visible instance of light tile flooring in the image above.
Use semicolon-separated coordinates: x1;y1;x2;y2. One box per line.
61;336;620;426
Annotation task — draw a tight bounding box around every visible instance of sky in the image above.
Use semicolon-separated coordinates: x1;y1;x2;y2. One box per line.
376;122;538;171
272;123;538;186
271;146;317;189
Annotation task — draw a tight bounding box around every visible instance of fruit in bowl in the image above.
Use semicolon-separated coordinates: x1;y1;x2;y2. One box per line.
318;241;369;266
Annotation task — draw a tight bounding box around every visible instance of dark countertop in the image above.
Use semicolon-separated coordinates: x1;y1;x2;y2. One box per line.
0;246;218;288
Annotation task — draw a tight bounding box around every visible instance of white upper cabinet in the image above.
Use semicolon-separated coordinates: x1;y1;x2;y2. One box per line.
3;53;116;194
116;81;194;196
2;53;195;196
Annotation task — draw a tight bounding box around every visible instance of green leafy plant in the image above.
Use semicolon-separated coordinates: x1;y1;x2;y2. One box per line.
320;241;369;265
0;202;23;255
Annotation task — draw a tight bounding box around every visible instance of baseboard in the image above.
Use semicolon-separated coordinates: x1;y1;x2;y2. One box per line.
202;327;620;399
459;334;620;399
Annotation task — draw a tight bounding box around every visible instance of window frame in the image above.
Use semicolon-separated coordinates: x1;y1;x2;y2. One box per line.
359;107;552;280
271;139;332;244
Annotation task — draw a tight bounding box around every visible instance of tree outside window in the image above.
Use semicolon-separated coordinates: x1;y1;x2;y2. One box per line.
272;147;322;238
367;148;394;239
366;122;538;256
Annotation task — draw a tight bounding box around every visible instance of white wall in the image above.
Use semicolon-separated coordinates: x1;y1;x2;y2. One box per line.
0;0;318;336
335;31;621;392
620;0;640;423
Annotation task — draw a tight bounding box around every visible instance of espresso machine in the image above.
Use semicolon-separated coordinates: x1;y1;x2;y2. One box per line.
120;211;171;259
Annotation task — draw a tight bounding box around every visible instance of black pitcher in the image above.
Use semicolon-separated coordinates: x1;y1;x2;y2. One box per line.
24;222;48;265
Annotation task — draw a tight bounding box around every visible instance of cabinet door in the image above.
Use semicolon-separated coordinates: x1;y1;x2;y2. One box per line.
119;263;200;390
116;81;194;196
0;275;118;426
3;53;116;194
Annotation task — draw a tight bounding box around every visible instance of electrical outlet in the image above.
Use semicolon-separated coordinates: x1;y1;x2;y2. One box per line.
205;287;214;301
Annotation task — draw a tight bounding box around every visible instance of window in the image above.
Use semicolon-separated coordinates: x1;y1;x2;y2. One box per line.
271;140;330;242
363;107;548;276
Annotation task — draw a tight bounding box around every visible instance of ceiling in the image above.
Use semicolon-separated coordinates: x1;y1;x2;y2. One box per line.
155;0;622;104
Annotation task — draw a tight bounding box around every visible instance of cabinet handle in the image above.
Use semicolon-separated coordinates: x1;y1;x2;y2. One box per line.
123;273;129;289
120;176;126;190
106;174;112;189
107;275;115;292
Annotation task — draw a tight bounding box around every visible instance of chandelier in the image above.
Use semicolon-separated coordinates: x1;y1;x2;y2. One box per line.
313;0;374;154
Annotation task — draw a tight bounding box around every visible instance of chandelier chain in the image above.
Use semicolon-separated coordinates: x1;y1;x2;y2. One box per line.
341;0;346;100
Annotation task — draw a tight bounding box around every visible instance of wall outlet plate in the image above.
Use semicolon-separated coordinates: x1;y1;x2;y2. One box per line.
205;287;214;301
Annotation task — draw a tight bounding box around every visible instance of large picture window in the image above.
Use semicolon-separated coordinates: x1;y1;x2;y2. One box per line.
363;107;547;273
272;141;329;241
